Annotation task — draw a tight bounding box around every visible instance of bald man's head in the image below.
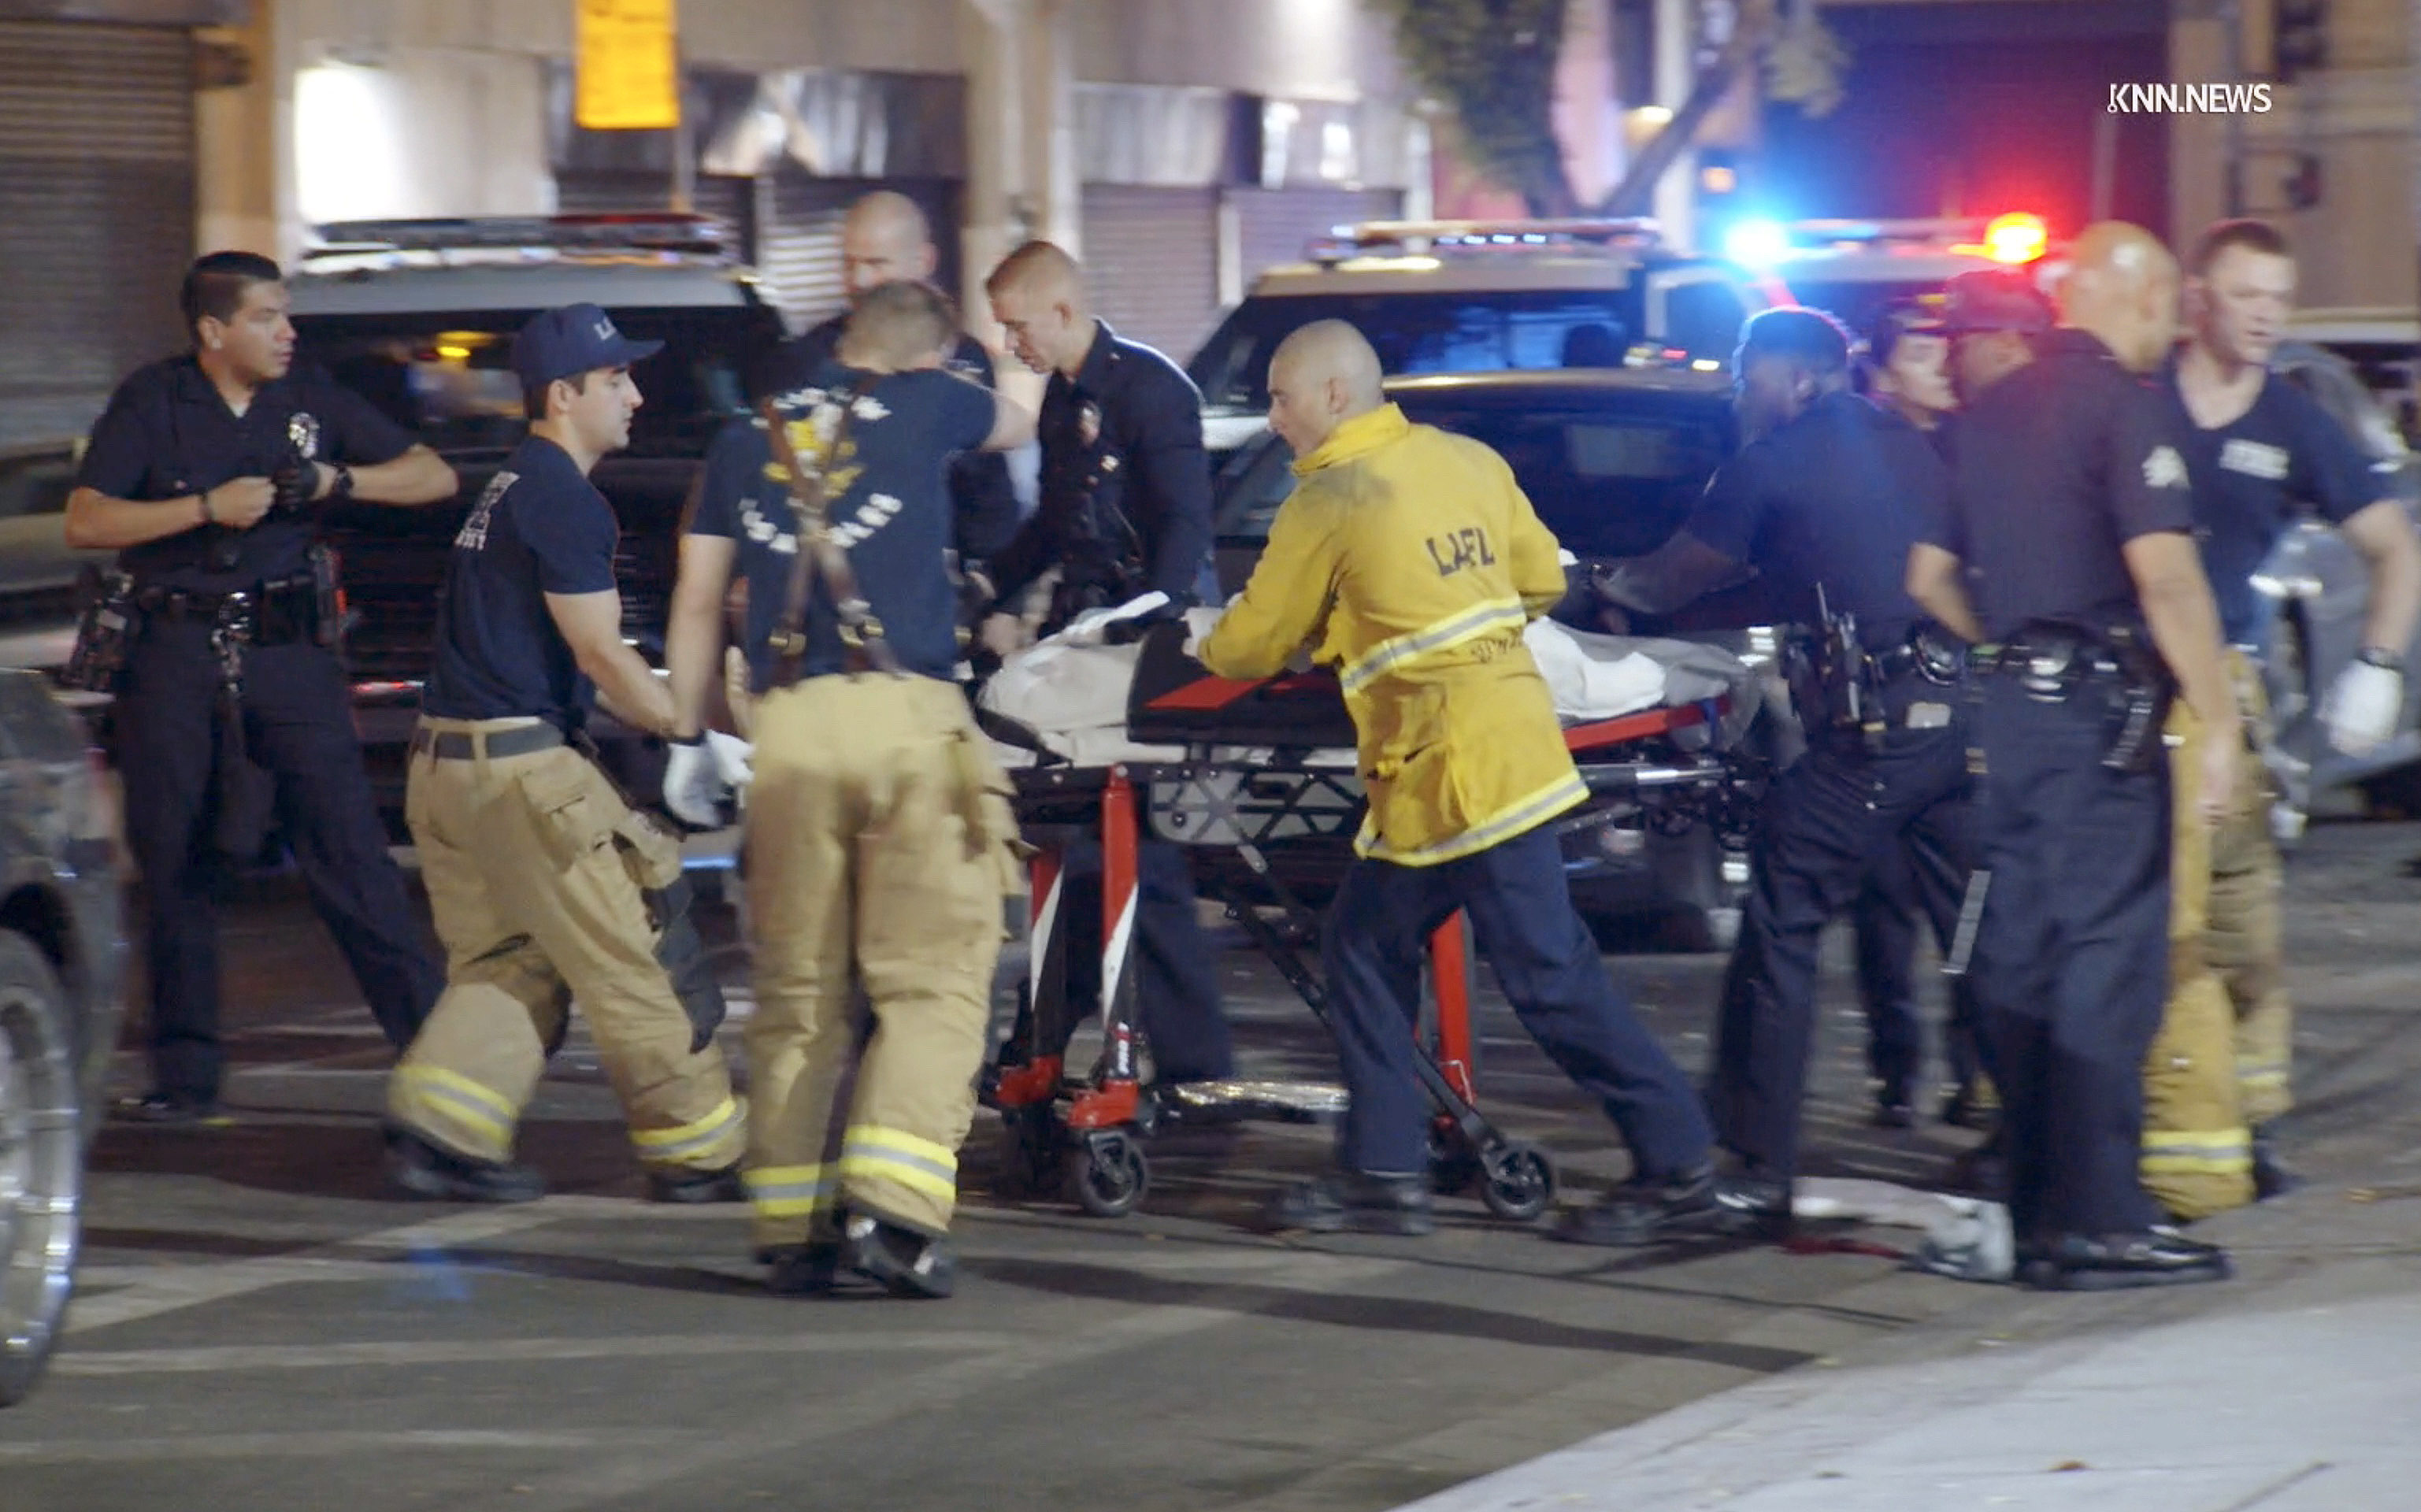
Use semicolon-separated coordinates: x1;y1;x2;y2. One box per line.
986;241;1093;376
840;191;937;303
2057;220;2182;373
1266;320;1385;457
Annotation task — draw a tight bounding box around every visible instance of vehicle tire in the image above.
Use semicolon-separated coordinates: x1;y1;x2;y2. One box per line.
1479;1141;1556;1223
0;930;83;1407
1067;1133;1148;1218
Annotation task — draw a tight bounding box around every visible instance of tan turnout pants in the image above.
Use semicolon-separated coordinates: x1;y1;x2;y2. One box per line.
740;675;1019;1248
388;719;744;1172
2141;655;2286;1219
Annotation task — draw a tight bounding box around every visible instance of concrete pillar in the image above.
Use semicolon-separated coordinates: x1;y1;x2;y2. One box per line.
960;0;1024;327
2170;2;2234;243
1024;0;1081;256
1652;0;1696;251
193;0;282;260
1555;0;1622;209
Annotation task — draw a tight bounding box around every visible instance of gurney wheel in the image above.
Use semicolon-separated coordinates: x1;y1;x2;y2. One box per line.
1068;1132;1150;1218
1480;1143;1556;1224
995;1105;1060;1199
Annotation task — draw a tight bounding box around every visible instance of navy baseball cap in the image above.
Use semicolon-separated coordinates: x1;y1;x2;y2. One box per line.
510;303;663;387
1937;270;2054;337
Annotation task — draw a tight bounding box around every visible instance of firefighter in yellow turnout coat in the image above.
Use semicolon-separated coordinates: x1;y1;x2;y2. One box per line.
665;282;1034;1297
1198;321;1716;1240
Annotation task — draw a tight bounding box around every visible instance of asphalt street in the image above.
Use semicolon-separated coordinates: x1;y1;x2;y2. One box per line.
9;818;2421;1512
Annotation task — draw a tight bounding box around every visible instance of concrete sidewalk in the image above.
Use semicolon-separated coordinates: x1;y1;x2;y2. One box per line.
1396;1187;2421;1511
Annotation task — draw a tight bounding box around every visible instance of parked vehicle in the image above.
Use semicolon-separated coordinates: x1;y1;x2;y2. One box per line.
0;669;127;1406
1187;219;1762;458
1209;368;1774;948
286;214;788;836
0;439;112;676
2255;339;2421;836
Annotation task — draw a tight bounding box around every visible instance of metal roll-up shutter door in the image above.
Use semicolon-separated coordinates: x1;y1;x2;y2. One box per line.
1081;186;1219;361
0;20;194;450
754;176;961;337
1233;187;1403;286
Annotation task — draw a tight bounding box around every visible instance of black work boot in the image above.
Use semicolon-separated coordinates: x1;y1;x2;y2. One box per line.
1263;1172;1436;1236
2249;1124;2304;1201
386;1126;546;1204
115;1091;234;1128
647;1162;747;1205
1872;1083;1916;1130
842;1212;958;1299
2022;1227;2231;1292
1553;1162;1725;1247
762;1242;844;1295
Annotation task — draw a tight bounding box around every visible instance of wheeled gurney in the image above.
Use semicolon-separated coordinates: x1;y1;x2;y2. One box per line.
977;617;1763;1220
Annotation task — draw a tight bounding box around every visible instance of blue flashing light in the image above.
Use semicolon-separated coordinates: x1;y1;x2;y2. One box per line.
1723;219;1791;269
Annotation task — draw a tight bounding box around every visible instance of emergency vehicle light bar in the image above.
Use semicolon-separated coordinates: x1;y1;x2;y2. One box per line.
302;213;735;260
1311;217;1667;261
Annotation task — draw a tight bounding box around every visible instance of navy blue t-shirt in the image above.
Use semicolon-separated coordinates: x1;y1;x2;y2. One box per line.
2161;364;2386;645
691;363;995;688
421;436;620;725
75;355;415;591
1685;391;1948;647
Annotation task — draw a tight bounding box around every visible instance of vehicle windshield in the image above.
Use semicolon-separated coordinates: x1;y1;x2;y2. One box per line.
294;305;784;460
1217;390;1733;558
1189;291;1655;413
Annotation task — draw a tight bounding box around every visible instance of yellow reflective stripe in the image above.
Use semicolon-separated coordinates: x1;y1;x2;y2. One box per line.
840;1125;959;1201
844;1125;958;1169
395;1065;516;1147
744;1163;833;1218
1337;598;1527;694
2141;1128;2253;1175
632;1095;744;1161
1357;771;1590;869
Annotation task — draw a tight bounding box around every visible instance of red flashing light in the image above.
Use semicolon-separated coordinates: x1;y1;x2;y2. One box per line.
1984;213;2048;265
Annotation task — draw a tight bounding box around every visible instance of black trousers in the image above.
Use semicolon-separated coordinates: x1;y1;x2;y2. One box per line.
117;620;439;1100
1970;677;2170;1240
1851;830;1984;1099
1709;706;1975;1180
1058;838;1234;1084
1322;823;1711;1176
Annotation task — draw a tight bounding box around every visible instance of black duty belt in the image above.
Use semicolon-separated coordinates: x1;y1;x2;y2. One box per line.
410;723;566;761
136;576;319;644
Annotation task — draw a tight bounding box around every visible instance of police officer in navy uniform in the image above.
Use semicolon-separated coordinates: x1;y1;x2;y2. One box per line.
975;240;1233;1085
1908;223;2240;1290
1850;299;1986;1128
754;191;1021;569
67;251;458;1125
1577;309;1975;1241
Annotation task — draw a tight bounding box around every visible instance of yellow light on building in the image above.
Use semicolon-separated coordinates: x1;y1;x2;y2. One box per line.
576;0;681;132
1700;165;1737;195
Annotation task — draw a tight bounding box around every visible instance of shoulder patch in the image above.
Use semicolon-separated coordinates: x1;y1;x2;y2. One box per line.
2142;444;2189;491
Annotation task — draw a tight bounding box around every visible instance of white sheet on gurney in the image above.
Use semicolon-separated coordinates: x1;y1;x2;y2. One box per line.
979;606;1751;769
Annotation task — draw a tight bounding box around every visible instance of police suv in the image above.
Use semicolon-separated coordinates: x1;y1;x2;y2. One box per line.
1186;218;1763;456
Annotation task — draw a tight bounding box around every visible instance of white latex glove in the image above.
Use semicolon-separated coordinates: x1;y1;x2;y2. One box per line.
662;738;729;830
2322;659;2404;756
704;729;754;788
